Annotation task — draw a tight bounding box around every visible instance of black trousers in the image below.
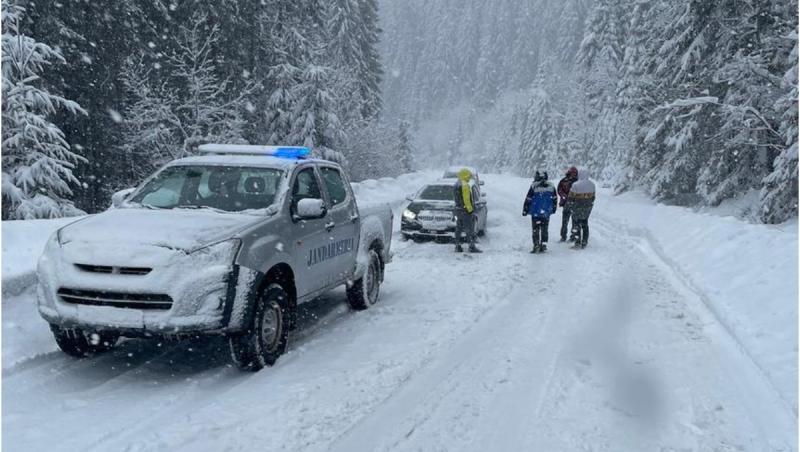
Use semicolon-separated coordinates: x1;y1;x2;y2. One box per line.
560;208;574;240
531;217;549;247
455;211;475;247
572;218;589;245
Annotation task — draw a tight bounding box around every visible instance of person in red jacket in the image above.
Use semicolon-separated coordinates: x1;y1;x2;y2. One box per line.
557;166;578;242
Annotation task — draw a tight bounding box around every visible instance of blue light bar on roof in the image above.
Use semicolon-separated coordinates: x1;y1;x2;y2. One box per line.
273;147;311;159
197;144;310;159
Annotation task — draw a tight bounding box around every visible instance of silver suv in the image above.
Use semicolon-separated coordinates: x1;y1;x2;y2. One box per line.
37;145;393;371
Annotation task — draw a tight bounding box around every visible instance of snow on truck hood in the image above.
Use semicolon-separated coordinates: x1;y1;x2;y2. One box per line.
59;208;257;261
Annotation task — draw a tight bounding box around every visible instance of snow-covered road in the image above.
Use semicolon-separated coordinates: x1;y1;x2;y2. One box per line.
3;174;797;451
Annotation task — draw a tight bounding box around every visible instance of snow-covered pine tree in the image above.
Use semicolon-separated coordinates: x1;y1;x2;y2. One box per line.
760;27;798;223
119;12;252;176
635;1;721;201
118;57;182;181
324;0;384;136
396;120;415;173
356;0;383;119
289;60;343;148
613;0;656;192
168;13;250;152
576;0;626;177
517;71;563;176
694;0;790;206
260;2;312;145
1;3;87;220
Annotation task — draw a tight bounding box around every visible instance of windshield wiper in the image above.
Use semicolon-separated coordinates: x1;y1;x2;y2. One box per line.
136;203;166;210
174;205;229;214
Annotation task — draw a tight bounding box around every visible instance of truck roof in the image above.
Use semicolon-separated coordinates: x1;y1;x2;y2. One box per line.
168;154;331;169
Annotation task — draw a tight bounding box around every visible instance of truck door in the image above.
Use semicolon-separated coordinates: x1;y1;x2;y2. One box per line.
290;166;330;297
319;166;358;284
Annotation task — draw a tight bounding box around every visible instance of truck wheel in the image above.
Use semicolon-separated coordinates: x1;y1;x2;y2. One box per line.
50;325;119;357
347;249;382;310
229;283;291;371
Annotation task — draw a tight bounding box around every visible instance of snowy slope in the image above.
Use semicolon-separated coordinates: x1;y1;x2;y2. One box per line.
2;173;797;452
595;190;799;410
1;217;79;295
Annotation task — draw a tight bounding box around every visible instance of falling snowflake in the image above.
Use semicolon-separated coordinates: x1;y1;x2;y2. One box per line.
107;109;123;123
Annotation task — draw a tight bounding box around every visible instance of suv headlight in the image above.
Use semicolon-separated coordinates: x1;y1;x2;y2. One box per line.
189;239;242;265
39;231;61;266
402;209;417;221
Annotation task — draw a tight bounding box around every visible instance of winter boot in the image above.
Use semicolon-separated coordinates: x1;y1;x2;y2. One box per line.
531;245;540;254
455;244;464;253
540;243;547;252
469;245;483;253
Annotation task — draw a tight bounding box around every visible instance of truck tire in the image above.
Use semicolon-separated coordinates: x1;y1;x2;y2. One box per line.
50;325;119;357
229;283;291;371
347;249;382;310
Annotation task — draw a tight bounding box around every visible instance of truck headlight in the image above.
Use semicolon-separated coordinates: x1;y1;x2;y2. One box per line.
402;209;417;221
189;239;242;265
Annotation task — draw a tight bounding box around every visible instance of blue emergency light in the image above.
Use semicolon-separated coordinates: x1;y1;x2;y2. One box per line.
197;144;310;159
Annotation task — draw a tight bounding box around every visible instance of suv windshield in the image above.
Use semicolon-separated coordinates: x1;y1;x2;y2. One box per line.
418;185;453;201
129;165;283;212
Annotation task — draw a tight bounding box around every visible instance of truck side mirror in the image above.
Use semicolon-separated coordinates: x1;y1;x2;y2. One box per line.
479;180;485;186
295;198;327;220
111;188;135;208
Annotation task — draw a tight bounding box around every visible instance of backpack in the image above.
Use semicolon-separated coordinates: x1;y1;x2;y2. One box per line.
528;183;555;218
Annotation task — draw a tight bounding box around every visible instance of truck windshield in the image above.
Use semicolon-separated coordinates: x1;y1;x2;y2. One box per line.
418;185;453;201
129;165;283;212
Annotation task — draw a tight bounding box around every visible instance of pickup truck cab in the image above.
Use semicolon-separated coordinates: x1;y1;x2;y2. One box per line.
37;145;393;370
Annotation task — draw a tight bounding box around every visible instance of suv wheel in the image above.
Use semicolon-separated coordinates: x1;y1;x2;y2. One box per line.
347;249;382;310
51;325;119;357
229;283;291;371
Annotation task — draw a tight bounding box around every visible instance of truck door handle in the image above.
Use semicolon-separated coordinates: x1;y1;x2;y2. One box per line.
350;213;359;223
325;221;336;232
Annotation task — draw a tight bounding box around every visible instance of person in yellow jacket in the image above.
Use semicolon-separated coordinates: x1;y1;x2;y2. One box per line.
452;168;482;253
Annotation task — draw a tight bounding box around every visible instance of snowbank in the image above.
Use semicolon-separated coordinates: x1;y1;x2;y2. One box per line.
2;217;81;295
594;188;798;409
350;171;438;211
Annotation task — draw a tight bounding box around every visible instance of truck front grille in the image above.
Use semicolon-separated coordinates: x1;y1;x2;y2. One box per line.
57;288;172;310
74;264;152;275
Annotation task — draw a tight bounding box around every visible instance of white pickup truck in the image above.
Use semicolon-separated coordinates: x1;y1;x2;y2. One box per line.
37;145;393;371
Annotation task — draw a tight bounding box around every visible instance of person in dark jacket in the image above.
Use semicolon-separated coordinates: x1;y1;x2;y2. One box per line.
453;168;482;253
522;170;558;253
557;166;578;242
566;168;596;249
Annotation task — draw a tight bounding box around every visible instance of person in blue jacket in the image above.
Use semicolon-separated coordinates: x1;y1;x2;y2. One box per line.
522;170;558;253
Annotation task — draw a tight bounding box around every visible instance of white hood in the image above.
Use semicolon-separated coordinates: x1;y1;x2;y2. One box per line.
59;208;256;263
